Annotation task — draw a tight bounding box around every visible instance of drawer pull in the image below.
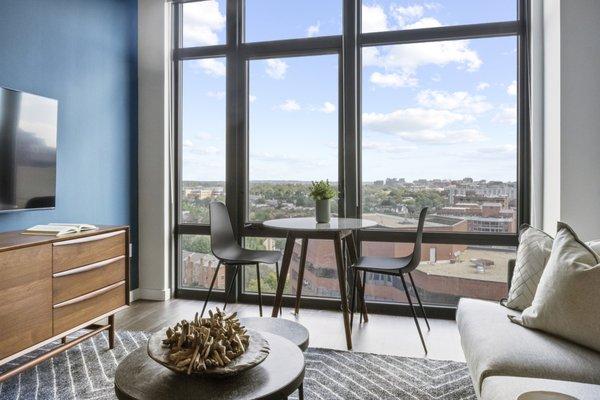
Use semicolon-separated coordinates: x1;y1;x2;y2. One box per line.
53;281;125;309
53;230;125;247
53;255;125;278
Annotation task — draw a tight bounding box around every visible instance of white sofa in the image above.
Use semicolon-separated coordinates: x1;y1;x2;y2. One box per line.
457;257;600;399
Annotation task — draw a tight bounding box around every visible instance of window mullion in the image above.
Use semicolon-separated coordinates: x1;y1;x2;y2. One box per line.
342;0;359;219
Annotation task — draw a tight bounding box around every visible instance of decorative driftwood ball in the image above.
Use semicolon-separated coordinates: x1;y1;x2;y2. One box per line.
160;308;251;374
148;308;270;377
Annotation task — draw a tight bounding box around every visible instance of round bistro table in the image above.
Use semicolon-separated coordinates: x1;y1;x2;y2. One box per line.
114;332;304;400
263;217;377;350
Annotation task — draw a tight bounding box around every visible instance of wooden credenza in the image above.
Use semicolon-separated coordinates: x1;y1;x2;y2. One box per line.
0;226;129;381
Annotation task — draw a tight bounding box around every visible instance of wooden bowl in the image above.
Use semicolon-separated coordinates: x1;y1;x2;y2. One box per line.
147;327;270;378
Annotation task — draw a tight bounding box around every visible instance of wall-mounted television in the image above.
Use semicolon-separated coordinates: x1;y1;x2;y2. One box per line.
0;87;58;212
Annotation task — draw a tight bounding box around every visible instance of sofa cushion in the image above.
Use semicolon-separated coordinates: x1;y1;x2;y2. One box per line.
481;376;600;400
456;298;600;395
587;239;600;255
511;222;600;352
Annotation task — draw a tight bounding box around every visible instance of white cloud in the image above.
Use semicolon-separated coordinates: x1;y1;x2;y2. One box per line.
387;37;482;72
265;59;289;80
195;146;219;155
182;1;225;46
403;16;442;29
320;102;336;114
362;47;381;66
249;95;257;103
363;108;471;132
391;5;425;27
195;59;226;77
398;129;486;144
363;30;482;86
307;22;320;37
363;3;443;32
362;4;389;32
416;90;492;114
206;90;225;100
493;105;517;125
196;132;213;140
184;142;220;155
460;144;517;160
275;99;301;112
478;144;516;156
370;72;417;88
251;152;333;169
507;80;517;96
363;107;486;144
476;82;490;91
363;141;417;153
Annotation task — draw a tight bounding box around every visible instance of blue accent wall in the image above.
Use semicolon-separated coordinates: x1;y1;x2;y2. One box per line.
0;0;139;288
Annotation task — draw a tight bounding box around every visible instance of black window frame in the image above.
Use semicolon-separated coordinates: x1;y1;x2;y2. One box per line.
172;0;530;318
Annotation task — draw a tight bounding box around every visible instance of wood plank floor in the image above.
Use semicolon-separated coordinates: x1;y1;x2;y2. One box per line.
115;299;465;362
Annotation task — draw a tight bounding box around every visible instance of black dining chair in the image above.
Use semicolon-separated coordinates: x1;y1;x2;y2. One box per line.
201;201;282;318
350;207;431;353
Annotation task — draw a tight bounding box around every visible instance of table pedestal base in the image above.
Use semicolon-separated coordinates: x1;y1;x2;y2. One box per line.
271;230;367;350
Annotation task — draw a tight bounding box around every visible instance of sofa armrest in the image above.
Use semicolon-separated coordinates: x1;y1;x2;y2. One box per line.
507;259;516;291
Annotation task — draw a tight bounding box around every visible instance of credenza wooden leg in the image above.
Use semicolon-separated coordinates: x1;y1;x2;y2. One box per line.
108;314;115;349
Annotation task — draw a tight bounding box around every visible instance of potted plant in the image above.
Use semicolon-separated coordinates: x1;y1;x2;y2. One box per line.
309;180;336;223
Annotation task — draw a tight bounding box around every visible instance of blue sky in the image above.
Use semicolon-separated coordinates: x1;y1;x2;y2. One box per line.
181;0;518;183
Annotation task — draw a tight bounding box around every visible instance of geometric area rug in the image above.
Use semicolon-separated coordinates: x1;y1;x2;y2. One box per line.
0;331;476;399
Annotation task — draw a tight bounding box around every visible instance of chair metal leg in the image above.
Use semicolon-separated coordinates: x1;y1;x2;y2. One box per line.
274;262;282;316
360;271;367;325
298;383;304;400
399;273;427;354
256;263;263;317
201;261;222;318
223;265;240;311
350;268;359;330
408;272;430;331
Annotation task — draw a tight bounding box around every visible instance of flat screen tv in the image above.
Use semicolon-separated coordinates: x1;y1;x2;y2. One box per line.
0;87;58;212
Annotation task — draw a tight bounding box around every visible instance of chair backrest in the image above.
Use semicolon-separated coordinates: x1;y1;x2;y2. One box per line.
405;207;428;272
209;201;239;260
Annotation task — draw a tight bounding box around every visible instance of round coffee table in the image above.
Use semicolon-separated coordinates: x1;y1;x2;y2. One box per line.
114;332;304;400
240;317;309;351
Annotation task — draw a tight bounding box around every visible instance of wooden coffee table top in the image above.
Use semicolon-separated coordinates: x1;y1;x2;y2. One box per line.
240;317;309;351
114;332;305;400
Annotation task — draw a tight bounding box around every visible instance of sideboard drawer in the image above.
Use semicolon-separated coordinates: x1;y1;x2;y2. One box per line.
53;256;126;304
53;282;126;335
53;230;126;273
0;245;52;360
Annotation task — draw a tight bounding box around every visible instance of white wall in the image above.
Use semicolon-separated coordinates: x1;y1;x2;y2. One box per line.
137;0;172;300
559;0;600;240
542;0;562;232
541;0;600;240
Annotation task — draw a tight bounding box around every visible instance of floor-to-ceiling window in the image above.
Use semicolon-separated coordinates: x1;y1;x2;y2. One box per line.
173;0;529;315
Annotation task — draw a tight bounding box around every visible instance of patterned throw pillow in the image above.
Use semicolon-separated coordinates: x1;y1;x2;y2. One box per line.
502;224;553;311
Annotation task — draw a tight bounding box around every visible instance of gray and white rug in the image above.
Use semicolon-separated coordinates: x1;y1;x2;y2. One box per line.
0;331;476;399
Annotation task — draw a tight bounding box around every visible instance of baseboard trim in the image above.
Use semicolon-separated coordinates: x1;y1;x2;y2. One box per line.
133;288;171;301
129;288;141;302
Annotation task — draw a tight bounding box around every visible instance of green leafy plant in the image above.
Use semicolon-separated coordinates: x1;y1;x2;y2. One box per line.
308;180;337;201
